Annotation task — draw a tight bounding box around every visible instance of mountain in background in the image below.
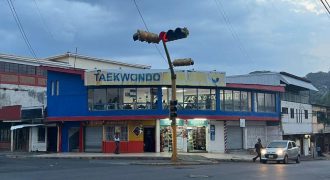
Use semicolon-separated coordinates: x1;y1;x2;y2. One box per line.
306;71;330;106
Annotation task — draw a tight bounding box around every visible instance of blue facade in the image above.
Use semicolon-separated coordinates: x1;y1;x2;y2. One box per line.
47;70;281;120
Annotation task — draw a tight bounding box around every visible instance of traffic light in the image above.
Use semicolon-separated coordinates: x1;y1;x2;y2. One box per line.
169;100;178;118
133;30;160;44
172;58;194;67
165;27;189;42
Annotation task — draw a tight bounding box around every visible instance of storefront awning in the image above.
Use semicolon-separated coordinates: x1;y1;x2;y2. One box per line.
10;124;44;131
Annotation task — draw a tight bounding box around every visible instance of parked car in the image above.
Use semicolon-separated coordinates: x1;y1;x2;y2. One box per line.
261;140;300;164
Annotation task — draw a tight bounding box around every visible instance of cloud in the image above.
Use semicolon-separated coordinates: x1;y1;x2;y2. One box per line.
0;0;330;77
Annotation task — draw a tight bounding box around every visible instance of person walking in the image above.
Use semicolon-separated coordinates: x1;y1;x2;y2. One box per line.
114;132;120;154
253;138;263;162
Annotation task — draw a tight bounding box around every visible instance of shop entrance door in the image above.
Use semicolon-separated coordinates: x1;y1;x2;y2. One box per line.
14;128;29;151
47;127;58;152
144;127;155;152
68;127;79;152
187;127;206;152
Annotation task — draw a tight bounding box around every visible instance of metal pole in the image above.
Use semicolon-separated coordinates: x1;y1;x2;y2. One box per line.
162;40;177;162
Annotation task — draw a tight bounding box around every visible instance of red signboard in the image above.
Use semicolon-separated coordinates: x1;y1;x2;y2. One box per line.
0;105;21;121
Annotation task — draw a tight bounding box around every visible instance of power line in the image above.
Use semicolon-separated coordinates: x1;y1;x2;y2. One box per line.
213;0;253;63
32;0;56;41
6;0;38;60
320;0;330;15
132;0;167;63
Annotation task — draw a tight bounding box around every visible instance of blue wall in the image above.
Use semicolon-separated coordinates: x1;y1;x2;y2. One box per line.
47;71;88;117
61;121;80;152
47;71;280;119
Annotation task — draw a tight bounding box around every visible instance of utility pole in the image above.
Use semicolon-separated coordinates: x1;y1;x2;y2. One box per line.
133;27;193;162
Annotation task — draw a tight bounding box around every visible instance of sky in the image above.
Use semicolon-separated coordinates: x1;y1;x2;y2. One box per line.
1;0;330;77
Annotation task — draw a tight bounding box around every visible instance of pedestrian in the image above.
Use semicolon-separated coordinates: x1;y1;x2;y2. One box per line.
114;132;120;154
253;138;263;162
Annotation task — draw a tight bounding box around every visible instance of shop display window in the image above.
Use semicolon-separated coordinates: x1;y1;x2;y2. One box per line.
105;126;127;141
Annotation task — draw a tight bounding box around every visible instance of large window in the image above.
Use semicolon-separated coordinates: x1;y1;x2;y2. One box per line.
88;87;157;111
162;87;171;109
105;125;128;141
163;87;216;110
197;89;216;110
183;88;197;110
256;92;276;112
224;90;233;111
0;62;46;76
0;128;10;142
220;90;251;112
290;108;295;119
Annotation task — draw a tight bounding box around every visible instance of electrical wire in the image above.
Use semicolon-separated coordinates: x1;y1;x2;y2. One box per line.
213;0;254;63
32;0;56;41
132;0;167;63
6;0;38;61
320;0;330;14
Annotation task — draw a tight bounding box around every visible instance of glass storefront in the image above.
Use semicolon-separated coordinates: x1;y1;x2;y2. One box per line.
160;119;208;153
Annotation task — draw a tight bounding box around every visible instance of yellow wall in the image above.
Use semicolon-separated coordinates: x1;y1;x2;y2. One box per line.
128;120;155;141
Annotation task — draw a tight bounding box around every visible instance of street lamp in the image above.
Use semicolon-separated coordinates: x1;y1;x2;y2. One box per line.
133;27;193;162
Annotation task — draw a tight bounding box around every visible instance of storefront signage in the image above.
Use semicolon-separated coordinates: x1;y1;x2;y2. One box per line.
160;119;184;126
240;118;245;128
187;120;208;127
210;125;215;141
85;69;226;87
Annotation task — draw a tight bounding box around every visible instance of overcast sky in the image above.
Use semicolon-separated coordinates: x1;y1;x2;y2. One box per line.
1;0;330;76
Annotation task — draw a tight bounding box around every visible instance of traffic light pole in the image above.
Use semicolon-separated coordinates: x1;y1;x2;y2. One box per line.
162;40;178;162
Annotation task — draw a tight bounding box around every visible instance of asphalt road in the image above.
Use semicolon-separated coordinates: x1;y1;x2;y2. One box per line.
1;157;330;180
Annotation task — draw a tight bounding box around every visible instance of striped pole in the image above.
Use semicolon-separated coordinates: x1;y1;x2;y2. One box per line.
224;120;228;153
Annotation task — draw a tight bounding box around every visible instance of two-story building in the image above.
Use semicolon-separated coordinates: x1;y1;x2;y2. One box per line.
45;68;284;153
0;53;69;152
227;71;318;155
0;52;150;152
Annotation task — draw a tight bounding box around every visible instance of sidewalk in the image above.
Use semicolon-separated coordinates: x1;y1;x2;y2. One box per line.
2;151;329;165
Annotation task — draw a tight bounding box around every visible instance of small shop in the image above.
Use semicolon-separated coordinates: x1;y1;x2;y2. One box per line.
159;118;208;153
160;119;185;152
187;119;208;152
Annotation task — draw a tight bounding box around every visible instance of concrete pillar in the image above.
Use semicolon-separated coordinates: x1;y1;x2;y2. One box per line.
243;127;248;149
156;119;160;153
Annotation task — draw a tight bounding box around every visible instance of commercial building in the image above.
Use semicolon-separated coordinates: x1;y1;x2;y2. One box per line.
227;71;318;155
46;68;284;153
0;52;149;152
0;53;69;152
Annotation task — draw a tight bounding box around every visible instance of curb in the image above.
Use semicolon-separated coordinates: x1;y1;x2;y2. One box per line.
5;154;171;161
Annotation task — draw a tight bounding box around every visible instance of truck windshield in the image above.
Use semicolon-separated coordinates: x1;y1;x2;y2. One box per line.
267;142;287;148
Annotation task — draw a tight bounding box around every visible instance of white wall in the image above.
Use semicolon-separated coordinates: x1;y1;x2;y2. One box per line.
56;56;147;70
0;84;46;108
281;101;312;135
29;127;47;152
208;121;224;153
